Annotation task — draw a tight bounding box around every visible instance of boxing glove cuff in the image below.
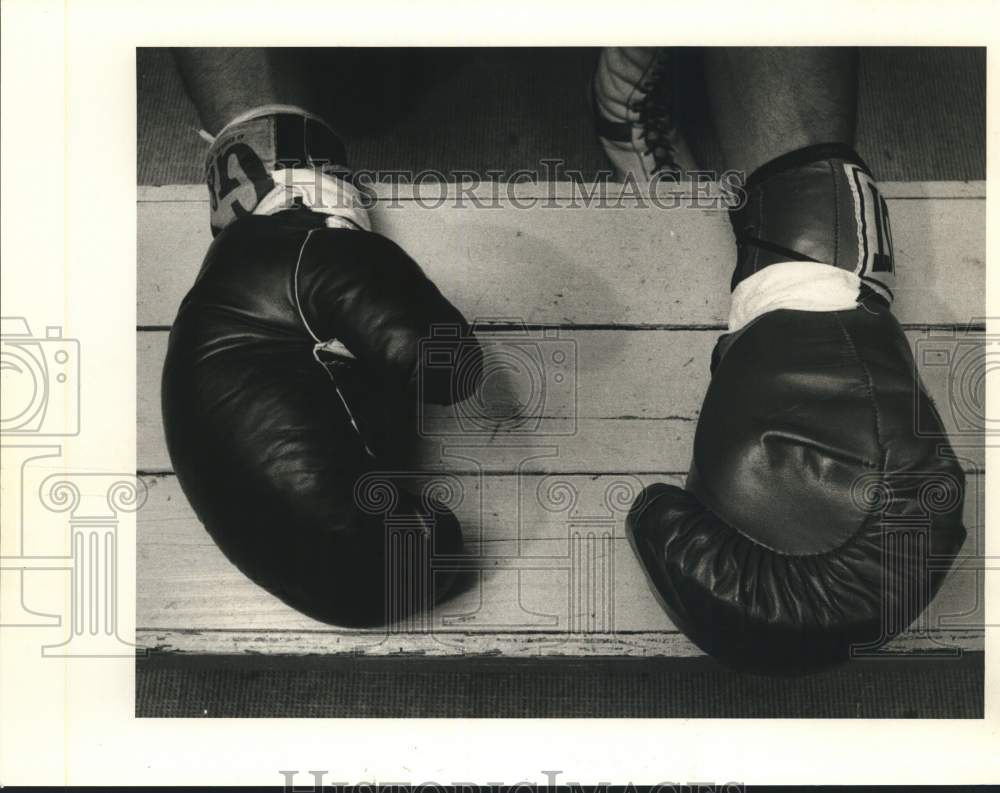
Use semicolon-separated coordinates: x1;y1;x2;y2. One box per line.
205;105;365;234
730;142;895;306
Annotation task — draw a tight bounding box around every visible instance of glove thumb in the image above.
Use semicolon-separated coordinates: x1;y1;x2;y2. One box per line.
294;226;483;405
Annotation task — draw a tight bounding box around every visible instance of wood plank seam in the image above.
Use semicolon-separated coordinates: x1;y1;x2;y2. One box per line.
137;181;987;657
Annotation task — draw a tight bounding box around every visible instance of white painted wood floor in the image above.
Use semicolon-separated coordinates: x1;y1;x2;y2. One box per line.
137;182;987;657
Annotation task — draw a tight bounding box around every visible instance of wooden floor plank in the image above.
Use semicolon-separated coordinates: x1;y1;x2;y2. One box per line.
137;183;986;328
136;628;983;658
137;473;985;655
138;328;989;473
137;182;987;658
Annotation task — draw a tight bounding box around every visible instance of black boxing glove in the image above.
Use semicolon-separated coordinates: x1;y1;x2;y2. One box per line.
627;144;967;671
162;108;481;626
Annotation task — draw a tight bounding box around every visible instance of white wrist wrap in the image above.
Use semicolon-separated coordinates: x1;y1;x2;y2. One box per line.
253;169;372;231
728;261;864;332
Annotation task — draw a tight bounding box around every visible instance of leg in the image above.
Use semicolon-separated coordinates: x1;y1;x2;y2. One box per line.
703;47;858;175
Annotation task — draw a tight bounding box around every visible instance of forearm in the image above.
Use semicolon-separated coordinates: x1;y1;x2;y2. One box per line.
172;47;324;134
704;46;859;175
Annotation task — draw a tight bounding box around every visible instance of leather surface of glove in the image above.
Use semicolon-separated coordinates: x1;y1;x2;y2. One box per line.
628;302;966;671
162;209;482;626
627;144;967;672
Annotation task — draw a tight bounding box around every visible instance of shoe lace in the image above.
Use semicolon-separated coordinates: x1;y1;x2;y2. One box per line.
629;51;683;175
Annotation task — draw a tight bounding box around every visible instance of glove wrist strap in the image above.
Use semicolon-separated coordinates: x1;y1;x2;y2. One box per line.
729;142;895;306
204;105;366;235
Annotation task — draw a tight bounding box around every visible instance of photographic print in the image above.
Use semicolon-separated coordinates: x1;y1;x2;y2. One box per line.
134;46;985;718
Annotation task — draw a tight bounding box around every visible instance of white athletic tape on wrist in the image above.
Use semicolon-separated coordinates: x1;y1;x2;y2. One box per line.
252;169;372;231
728;261;863;332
